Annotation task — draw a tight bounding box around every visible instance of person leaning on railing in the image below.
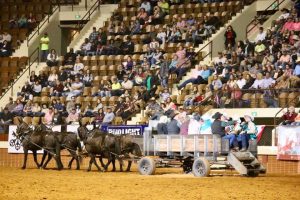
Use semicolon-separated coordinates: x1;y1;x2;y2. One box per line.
281;106;298;125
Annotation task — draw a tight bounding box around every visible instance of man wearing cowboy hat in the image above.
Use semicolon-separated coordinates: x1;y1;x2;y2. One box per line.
211;112;238;150
239;114;257;152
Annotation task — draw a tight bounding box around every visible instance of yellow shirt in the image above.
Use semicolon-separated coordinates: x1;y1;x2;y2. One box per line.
158;2;169;13
40;36;50;50
111;82;121;90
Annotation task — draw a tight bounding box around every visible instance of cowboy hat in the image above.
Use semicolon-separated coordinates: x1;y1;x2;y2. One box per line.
212;112;223;119
244;114;254;121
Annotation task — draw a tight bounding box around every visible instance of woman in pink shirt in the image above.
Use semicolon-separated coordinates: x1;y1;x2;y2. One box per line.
175;46;186;60
137;8;148;25
43;107;54;125
176;17;186;31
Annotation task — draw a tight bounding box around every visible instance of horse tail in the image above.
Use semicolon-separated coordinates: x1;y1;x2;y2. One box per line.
77;137;83;163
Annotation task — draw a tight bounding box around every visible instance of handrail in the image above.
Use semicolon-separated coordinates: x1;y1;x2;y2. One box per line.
27;5;60;46
194;87;299;114
0;47;40;101
245;0;285;38
197;40;213;60
70;0;101;42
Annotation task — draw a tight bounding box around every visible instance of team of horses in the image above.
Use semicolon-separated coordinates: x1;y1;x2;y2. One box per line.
14;120;142;171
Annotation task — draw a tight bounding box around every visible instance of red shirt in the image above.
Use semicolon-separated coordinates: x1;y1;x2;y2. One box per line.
282;112;298;121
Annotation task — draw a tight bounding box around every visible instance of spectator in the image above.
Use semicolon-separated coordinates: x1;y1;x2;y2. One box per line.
89;27;99;42
0;40;11;57
102;107;115;124
63;48;77;66
42;107;54;125
160;88;170;102
27;12;37;30
32;103;42;117
94;108;105;125
2;32;12;44
188;113;203;135
166;111;180;135
121;36;134;55
224;25;236;49
281;106;298;125
140;0;151;14
120;96;135;122
66;96;76;114
255;27;266;42
46;49;59;67
111;77;123;96
0;108;13;133
67;77;83;99
145;97;162;119
40;33;50;62
79;38;92;55
157;56;169;88
11;99;24;116
18;14;28;28
121;75;133;90
23;100;33;117
177;65;210;90
157;0;169;16
293;58;300;78
9;15;18;29
53;108;63;125
48;70;58;87
210;75;222;91
50;80;64;97
5;97;16;113
32;80;42;97
66;108;79;124
19;81;33;100
239;114;257;151
83;69;93;87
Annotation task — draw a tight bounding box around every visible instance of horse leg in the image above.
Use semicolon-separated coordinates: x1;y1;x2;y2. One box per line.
87;156;93;172
99;155;106;169
32;150;40;169
21;149;28;169
118;158;124;172
42;154;52;169
111;156;116;172
40;150;47;168
68;157;75;169
92;155;103;172
126;161;132;172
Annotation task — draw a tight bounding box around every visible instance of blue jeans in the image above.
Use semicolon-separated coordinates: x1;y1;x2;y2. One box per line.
223;134;237;148
238;134;250;149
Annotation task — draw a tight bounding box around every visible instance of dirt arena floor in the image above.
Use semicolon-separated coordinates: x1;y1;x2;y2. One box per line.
0;164;300;200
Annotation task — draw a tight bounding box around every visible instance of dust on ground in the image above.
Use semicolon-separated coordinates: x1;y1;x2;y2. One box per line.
0;165;299;200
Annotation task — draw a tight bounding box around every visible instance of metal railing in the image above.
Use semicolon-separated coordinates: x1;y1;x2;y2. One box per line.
194;87;299;113
197;40;213;61
0;47;39;101
70;0;101;42
245;0;285;38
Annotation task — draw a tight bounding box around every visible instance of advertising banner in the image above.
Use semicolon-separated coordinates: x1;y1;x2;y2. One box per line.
277;126;300;161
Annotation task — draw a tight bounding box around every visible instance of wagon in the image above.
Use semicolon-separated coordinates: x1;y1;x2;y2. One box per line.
137;129;266;177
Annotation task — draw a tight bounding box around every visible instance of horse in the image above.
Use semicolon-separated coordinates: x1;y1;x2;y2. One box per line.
78;124;142;172
14;122;63;170
34;124;83;170
77;124;121;172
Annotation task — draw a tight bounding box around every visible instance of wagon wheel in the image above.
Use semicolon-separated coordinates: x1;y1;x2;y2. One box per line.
192;158;211;177
14;139;22;151
138;157;156;175
9;139;15;147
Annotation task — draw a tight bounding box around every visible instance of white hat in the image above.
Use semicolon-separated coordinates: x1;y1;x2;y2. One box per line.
244;114;254;121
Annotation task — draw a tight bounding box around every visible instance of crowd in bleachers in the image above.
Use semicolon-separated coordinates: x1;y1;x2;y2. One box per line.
0;0;299;134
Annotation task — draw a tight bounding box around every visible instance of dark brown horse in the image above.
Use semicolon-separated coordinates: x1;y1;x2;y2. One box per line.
77;124;142;172
15;122;63;170
35;124;82;170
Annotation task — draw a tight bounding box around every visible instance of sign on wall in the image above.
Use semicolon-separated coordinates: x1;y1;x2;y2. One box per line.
277;126;300;161
106;125;144;135
8;125;61;154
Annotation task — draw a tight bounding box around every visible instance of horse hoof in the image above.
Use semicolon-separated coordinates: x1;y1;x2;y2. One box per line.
86;169;91;172
21;166;26;170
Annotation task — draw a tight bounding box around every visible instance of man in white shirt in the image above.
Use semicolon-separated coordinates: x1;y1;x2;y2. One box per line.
67;77;83;99
255;27;266;42
156;28;167;44
32;80;42;97
103;107;115;124
236;75;246;89
121;75;133;90
214;52;227;65
261;72;275;89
